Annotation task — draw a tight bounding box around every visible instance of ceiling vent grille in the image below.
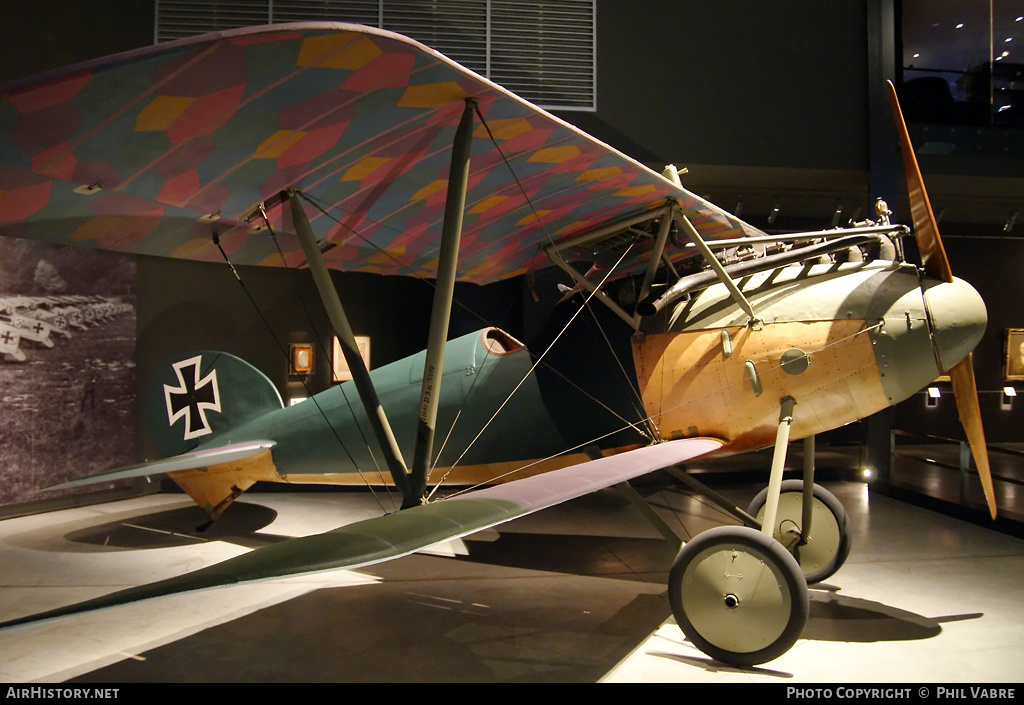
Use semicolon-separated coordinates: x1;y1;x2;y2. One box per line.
155;0;271;42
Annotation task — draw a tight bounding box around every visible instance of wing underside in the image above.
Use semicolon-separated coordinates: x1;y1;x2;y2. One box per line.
0;23;760;285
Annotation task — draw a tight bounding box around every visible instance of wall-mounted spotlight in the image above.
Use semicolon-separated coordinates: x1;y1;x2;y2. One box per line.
734;200;744;218
768;202;780;224
926;386;941;407
1002;386;1017;410
1005;210;1018;233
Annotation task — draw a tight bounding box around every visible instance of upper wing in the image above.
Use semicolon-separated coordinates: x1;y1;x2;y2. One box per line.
0;22;761;285
0;437;720;627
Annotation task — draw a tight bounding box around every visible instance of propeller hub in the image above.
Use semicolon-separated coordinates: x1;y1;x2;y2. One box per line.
922;277;988;373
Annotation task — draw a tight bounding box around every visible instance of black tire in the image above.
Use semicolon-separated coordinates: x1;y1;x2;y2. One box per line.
748;480;852;584
668;525;809;667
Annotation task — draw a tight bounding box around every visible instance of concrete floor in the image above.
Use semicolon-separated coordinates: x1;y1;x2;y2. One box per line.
0;479;1022;683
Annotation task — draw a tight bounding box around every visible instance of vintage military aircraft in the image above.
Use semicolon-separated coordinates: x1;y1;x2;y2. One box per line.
0;22;997;667
0;306;54;349
5;297;72;339
0;321;25;361
2;297;71;338
0;295;129;353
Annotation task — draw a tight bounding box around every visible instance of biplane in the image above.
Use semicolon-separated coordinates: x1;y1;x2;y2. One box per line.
0;295;130;355
11;298;74;338
0;307;54;349
0;321;24;361
0;23;996;667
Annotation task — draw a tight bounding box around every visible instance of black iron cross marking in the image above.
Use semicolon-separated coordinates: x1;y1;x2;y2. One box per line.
164;355;222;441
14;317;44;335
0;330;13;345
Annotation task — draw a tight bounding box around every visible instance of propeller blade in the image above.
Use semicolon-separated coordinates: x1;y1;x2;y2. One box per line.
885;80;953;283
887;80;996;519
948;355;998;519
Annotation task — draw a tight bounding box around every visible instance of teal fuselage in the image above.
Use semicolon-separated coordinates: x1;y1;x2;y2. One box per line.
180;329;574;482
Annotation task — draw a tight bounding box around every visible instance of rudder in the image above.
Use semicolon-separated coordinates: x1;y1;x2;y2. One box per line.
145;350;283;457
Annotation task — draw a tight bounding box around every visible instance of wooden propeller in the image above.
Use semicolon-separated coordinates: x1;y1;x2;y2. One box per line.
886;80;997;520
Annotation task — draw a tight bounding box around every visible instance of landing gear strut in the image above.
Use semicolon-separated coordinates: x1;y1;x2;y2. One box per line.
748;480;852;584
666;397;837;666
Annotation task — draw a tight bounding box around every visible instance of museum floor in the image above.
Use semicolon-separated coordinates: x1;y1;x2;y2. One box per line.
1;463;1022;685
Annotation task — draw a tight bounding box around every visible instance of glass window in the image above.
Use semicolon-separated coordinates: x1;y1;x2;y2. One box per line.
902;0;1023;126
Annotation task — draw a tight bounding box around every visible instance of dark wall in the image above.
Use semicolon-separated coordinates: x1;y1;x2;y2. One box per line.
590;0;869;170
0;1;154;84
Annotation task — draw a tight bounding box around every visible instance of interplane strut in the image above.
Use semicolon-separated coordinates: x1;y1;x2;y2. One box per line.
410;99;477;506
289;191;414;501
287;98;477;509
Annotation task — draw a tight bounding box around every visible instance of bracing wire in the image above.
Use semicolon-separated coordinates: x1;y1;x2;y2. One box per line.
426;241;639;499
439;319;885;500
424;104;664;492
579;294;657;438
297;191;649;476
219;216;398;514
290;105;683;501
271;105;884;515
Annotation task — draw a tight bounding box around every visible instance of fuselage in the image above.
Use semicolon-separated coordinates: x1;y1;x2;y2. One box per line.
633;259;985;453
167;258;986;516
530;257;985;458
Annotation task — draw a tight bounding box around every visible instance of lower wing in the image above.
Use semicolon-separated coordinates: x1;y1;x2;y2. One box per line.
2;437;720;627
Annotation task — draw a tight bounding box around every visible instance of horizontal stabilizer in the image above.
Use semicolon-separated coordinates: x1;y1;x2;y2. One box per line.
4;437;719;628
46;440;276;490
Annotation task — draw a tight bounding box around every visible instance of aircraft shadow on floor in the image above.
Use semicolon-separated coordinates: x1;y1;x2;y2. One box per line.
68;563;675;683
446;532;981;646
453;530;678;578
62;501;286;550
63;547;981;683
37;499;983;683
802;586;981;643
644;591;981;677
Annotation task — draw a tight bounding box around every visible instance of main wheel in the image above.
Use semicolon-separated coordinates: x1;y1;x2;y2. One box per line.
748;480;851;584
668;526;809;667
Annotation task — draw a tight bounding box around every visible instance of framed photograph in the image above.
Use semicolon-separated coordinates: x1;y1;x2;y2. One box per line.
289;343;314;375
332;335;371;382
1004;328;1024;381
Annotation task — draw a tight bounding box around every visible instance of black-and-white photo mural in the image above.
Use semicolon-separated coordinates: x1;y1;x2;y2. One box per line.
0;236;136;506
